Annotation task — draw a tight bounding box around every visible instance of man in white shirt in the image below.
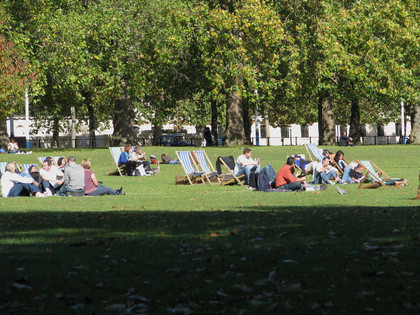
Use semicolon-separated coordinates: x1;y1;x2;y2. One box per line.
315;157;343;185
1;162;45;197
234;148;260;183
40;159;64;194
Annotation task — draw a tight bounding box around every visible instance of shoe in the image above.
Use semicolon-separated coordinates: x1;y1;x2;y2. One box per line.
320;184;328;191
45;189;53;197
35;192;46;198
247;186;255;190
337;181;347;185
402;179;408;186
326;180;335;185
116;187;123;195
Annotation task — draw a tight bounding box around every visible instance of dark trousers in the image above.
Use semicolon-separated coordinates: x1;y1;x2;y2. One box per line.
8;183;40;197
278;181;302;191
119;161;137;176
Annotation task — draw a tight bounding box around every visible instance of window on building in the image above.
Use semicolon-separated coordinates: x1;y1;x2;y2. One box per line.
280;125;290;138
377;124;385;136
260;124;266;138
395;123;402;136
301;125;309;138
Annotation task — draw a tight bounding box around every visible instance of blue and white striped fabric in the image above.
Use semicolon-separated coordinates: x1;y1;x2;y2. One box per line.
307;144;324;161
177;151;203;176
109;147;123;164
21;164;38;174
0;162;7;175
194;151;217;176
359;160;381;183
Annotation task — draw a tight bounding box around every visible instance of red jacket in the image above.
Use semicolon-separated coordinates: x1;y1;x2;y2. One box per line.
275;164;297;187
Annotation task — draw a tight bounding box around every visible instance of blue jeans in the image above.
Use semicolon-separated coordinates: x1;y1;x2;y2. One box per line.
278;181;302;191
341;166;354;183
320;170;337;183
8;183;40;197
86;185;116;196
58;186;84;196
236;165;261;183
260;164;276;183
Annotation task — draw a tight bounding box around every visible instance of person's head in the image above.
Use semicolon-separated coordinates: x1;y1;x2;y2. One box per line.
161;154;166;158
43;159;52;171
57;157;66;166
124;145;131;152
134;146;142;154
10;138;15;143
286;156;296;166
6;162;16;173
342;131;347;136
293;154;301;160
81;159;91;169
322;156;331;166
29;165;37;173
335;150;344;161
243;148;252;157
323;149;331;157
355;164;364;173
68;156;76;165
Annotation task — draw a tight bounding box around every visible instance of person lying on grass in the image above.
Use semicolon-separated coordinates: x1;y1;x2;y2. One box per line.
81;159;125;196
1;162;46;197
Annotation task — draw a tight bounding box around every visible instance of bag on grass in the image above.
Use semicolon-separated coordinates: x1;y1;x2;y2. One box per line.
257;173;271;192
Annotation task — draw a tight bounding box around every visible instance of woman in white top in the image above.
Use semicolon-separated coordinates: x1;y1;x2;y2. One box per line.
1;162;45;197
130;146;151;172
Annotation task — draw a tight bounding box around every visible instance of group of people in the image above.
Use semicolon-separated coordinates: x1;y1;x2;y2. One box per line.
234;147;407;192
1;156;124;198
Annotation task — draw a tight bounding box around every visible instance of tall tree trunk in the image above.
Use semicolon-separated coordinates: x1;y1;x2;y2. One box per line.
211;100;218;146
242;101;252;145
52;116;60;148
317;94;324;145
225;87;246;145
112;85;135;146
410;104;420;144
319;91;335;145
0;116;9;148
88;103;96;148
349;96;361;145
152;122;162;145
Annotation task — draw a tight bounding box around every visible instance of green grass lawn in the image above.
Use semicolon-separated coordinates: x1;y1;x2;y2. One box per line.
0;145;419;314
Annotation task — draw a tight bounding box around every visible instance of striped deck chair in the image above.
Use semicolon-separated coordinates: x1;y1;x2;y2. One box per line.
21;163;39;174
217;156;245;186
109;147;125;176
356;160;401;190
192;150;220;184
175;151;205;185
0;162;22;175
305;143;324;162
37;156;59;166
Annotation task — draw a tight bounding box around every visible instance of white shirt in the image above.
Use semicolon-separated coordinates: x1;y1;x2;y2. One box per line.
40;165;64;187
8;142;19;151
234;154;257;173
1;171;34;197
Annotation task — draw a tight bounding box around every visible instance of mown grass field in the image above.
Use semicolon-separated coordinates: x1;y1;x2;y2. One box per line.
0;145;419;314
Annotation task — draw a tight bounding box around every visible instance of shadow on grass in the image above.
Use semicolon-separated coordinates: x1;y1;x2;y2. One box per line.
0;206;418;314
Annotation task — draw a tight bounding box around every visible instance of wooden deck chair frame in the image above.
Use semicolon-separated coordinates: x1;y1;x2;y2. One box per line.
192;150;220;184
218;157;245;186
109;147;125;176
176;151;205;185
305;144;346;174
356;160;401;190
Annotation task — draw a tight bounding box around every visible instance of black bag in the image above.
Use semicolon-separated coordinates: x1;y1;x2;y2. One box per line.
257;174;271;192
248;171;259;189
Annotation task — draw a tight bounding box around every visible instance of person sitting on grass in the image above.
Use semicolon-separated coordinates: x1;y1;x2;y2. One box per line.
316;157;345;185
40;158;64;195
81;159;125;196
275;156;307;191
130;146;151;172
1;162;45;197
58;156;85;196
57;157;67;171
118;145;137;176
234;148;260;184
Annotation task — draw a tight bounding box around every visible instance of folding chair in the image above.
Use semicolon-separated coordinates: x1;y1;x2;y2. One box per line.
21;163;39;174
109;147;125;176
175;151;205;185
356;160;401;189
217;156;245;186
192;150;220;184
0;162;7;175
37;156;59;166
305;143;324;162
